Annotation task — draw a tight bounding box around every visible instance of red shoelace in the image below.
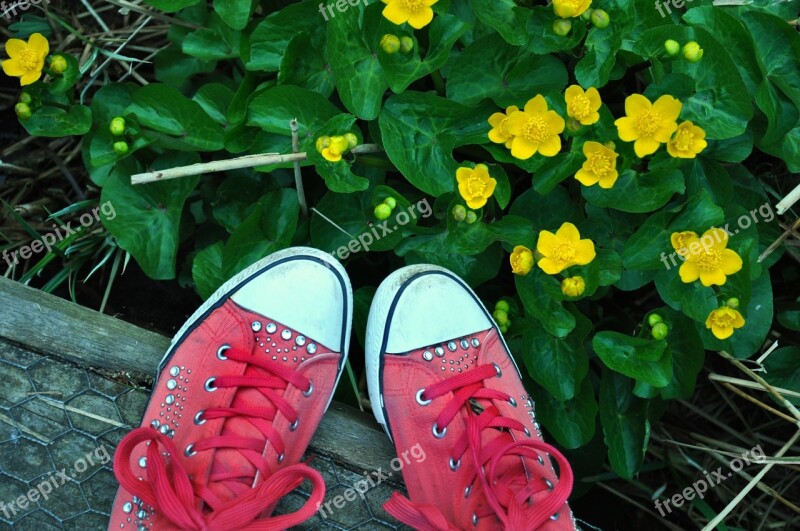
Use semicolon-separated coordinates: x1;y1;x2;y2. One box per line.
114;346;324;530
384;363;573;530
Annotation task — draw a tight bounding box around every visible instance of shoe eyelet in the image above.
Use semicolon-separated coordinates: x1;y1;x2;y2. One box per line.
184;443;196;457
290;418;299;431
217;345;230;361
472;513;478;526
551;512;560;521
492;363;502;378
193;411;206;425
538;454;545;465
416;389;431;406
508;397;517;407
464;485;472;498
205;377;217;392
449;457;460;471
545;478;554;491
303;380;314;397
432;422;447;439
277;452;285;463
523;427;531;437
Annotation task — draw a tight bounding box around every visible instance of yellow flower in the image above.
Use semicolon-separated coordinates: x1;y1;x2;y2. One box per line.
506;95;565;160
614;94;682;158
2;33;49;86
321;135;350;162
667;121;707;159
705;306;745;340
575;141;619;189
561;276;586;297
536;222;596;274
670;230;698;258
510;245;534;276
456;164;497;209
382;0;438;30
488;105;519;148
678;228;743;286
553;0;592;18
564;85;601;125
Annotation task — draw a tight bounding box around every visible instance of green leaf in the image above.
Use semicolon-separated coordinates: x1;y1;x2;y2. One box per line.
247;85;339;146
213;0;255;30
100;152;200;280
447;33;568;107
516;268;576;338
48;53;80;94
183;14;241;60
142;0;201;12
593;331;672;387
569;248;623;298
582;168;685;214
447;215;535;255
599;369;650;479
246;1;324;72
279;32;336;97
471;0;529;46
575;23;624;88
192;83;234;127
379;92;494;197
525;7;587;54
532;375;597;450
395;233;503;287
126;84;224;151
741;11;800;110
659;309;705;400
21;104;91;137
192;241;225;300
307;114;370;193
509;185;583;232
762;347;800;406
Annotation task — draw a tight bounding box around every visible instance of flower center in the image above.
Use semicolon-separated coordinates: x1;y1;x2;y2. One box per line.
19;49;40;71
568;94;591;119
522;116;550;144
693;249;722;272
636;110;663;137
466;178;486;198
711;310;735;328
401;0;424;11
552;241;576;263
587;152;612;177
674;128;694;150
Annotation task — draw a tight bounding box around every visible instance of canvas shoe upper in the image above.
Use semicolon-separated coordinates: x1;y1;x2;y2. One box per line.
366;265;575;530
108;247;352;530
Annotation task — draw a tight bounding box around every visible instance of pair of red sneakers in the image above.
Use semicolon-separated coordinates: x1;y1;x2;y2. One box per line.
109;247;575;530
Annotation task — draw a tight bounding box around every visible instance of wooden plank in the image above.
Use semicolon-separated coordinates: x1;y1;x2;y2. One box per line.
0;276;168;375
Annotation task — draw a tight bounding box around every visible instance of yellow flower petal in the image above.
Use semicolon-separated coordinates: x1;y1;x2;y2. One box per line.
575;168;599;187
654;120;678;143
536;230;558;256
505;111;528;135
488;128;508;143
598;171;619;189
524;95;548;115
488;112;507;128
712;323;734;339
699;269;727;287
20;70;42;86
585;87;601;109
732;310;745;328
546;110;565;133
565;85;584;102
579;112;600;126
625;94;652;116
537;135;561;157
615;117;639;142
407;6;434;29
719;249;743;275
652;95;682;122
537;257;565;275
483;177;497;197
466;196;487;209
1;58;24;77
573;239;596;264
555;222;580;242
703;227;729;250
634;136;661;157
510;136;536;160
679;261;700;283
382;2;409;25
5;38;27;58
456;167;473;184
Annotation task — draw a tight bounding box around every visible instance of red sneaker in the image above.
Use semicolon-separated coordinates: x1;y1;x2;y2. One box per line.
108;247;352;530
366;265;575;530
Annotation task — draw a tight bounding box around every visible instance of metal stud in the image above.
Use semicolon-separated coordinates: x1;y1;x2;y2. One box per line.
447;341;457;352
166;379;177;390
159;425;169;434
508;397;517;407
138;526;147;531
165;395;175;405
472;513;478;526
277;452;285;463
169;366;180;377
137;510;147;520
471;338;480;348
123;502;133;513
272;356;277;360
464;485;472;498
138;457;147;468
266;323;277;333
251;321;262;332
295;335;306;346
282;356;288;362
545;479;554;491
435;346;445;357
150;420;159;429
493;363;502;377
422;351;433;361
460;339;469;349
449;457;461;471
524;427;531;437
306;343;317;354
132;496;140;505
281;329;292;340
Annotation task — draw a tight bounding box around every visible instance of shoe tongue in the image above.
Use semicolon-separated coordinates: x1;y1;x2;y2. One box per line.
208;319;323;500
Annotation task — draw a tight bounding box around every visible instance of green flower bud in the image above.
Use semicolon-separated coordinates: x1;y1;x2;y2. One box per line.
647;313;663;327
15;102;32;119
316;136;331;152
383;197;397;210
493;309;509;326
380;34;401;55
374;203;392;220
566;118;582;133
683;41;703;62
581;9;593;21
19;92;32;104
400;36;414;53
495;300;510;313
465;211;478;224
343;132;358;149
552;18;572;37
50;55;68;74
651;322;669;340
664;39;680;57
604;140;616;150
110;117;126;136
726;297;740;309
591;9;610;29
452;204;467;221
113;141;129;155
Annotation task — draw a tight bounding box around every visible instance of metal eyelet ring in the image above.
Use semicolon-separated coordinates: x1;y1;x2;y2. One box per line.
537;454;545;465
472;513;478;526
524;427;531;437
303;380;314;397
550;512;560;521
545;478;554;491
432;422;447;439
193;410;206;425
449;457;461;471
217;345;230;361
290;418;299;431
416;389;432;406
205;377;217;392
184;443;196;457
464;485;472;498
492;363;502;378
277;452;285;463
508;397;517;407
